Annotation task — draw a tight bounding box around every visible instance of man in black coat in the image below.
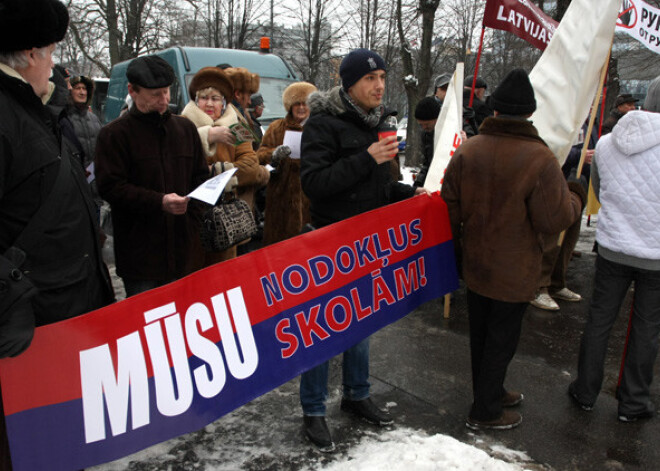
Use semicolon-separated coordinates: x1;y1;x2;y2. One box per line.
0;0;114;467
300;48;427;451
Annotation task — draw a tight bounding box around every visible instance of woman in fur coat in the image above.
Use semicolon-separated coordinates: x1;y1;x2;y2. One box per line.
182;66;270;264
257;82;317;245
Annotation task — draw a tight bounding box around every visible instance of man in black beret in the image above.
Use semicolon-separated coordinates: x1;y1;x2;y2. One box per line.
441;69;586;431
601;93;639;135
95;55;210;297
464;75;493;127
0;0;115;467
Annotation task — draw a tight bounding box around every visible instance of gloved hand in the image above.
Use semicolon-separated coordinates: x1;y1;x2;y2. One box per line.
211;162;239;193
0;299;35;358
271;145;291;168
567;168;588;207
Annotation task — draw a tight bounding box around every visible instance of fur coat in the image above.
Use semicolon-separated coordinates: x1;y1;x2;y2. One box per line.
258;115;311;245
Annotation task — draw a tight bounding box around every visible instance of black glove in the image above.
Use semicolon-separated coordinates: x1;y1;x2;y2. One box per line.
271;145;291;168
567;168;588;207
0;299;35;358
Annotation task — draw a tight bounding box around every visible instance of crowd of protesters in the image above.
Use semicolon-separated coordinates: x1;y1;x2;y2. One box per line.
2;0;660;465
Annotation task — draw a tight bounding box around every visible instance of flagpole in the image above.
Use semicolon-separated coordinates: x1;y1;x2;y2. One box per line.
469;27;486;108
576;47;611;179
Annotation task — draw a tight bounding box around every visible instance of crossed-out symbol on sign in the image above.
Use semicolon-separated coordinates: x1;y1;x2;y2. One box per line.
617;0;637;29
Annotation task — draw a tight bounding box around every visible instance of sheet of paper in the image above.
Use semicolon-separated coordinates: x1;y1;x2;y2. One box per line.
283;130;303;159
187;168;237;205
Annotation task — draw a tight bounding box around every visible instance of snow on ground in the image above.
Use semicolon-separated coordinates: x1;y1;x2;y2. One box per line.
305;428;529;471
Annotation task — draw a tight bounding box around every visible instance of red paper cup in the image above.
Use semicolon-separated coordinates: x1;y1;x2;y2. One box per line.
378;130;397;157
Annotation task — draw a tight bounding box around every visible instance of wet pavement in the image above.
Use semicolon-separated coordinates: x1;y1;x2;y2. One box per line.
96;216;660;471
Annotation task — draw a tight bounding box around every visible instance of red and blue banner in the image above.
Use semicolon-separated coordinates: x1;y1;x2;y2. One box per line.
0;194;457;471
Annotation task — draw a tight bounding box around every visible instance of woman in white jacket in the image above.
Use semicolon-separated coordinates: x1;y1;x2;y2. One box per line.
569;76;660;422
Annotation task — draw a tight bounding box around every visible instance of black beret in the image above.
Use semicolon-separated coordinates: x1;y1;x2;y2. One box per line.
464;76;487;89
126;56;175;89
0;0;69;53
415;96;441;121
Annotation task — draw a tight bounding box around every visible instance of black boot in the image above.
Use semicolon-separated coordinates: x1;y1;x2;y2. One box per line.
341;397;393;425
303;416;335;452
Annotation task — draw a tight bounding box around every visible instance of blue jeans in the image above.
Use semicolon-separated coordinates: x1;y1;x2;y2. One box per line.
300;338;371;416
571;255;660;415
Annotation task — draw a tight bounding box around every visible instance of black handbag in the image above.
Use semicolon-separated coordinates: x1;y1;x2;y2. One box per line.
200;193;257;252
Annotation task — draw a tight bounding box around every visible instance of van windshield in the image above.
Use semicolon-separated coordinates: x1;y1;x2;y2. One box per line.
184;74;294;125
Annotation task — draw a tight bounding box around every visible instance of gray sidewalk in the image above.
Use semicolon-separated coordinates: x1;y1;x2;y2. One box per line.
97;217;660;470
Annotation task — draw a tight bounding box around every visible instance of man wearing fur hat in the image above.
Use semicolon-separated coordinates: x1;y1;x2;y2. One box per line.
299;48;428;451
0;0;114;466
257;81;317;245
95;55;209;296
441;69;585;431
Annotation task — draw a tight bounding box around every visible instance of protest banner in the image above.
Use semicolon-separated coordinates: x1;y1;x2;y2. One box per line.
616;0;660;55
424;63;464;193
529;0;621;165
482;0;558;51
0;194;458;471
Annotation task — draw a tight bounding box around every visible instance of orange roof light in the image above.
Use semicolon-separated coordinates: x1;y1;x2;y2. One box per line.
260;37;271;52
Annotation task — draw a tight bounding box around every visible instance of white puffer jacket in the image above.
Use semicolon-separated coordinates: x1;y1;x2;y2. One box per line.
594;110;660;268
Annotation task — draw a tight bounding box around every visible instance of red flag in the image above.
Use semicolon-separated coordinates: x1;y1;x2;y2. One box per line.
483;0;558;51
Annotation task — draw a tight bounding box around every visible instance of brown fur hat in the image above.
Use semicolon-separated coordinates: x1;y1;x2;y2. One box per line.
225;67;260;94
282;82;318;112
189;67;233;101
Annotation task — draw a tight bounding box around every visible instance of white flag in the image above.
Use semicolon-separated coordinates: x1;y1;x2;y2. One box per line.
530;0;621;165
424;63;464;192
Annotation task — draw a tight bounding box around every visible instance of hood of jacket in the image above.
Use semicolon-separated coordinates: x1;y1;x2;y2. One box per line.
611;110;660;156
307;85;395;124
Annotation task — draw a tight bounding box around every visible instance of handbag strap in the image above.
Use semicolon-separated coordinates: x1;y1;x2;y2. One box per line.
4;152;72;267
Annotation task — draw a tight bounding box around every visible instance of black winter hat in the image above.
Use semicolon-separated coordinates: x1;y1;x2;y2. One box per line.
490;69;536;116
415;96;441;120
127;56;175;89
0;0;69;53
340;48;387;91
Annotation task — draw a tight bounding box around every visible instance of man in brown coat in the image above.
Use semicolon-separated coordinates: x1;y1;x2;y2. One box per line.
441;69;586;430
96;56;209;296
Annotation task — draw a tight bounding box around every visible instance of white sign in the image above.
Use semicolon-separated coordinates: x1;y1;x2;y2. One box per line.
283;130;303;159
616;0;660;55
187;168;238;205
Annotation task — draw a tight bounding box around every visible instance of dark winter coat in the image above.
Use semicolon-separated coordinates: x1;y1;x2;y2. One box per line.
66;104;102;169
95;106;209;281
441;116;584;303
601;109;624;135
0;67;113;327
301;87;416;228
414;130;434;188
258;114;311;245
463;89;492;128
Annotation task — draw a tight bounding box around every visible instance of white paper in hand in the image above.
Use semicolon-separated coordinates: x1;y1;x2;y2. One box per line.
283;130;303;159
187;168;238;205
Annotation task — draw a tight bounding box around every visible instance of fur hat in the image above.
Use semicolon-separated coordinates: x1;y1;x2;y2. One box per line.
188;67;233;101
340;48;387;91
282;82;318;112
126;56;174;89
490;68;536;116
225;67;260;94
70;75;94;105
0;0;69;53
414;96;441;121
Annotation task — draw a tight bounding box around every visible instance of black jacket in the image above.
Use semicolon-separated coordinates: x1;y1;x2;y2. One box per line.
0;68;113;328
300;87;415;228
